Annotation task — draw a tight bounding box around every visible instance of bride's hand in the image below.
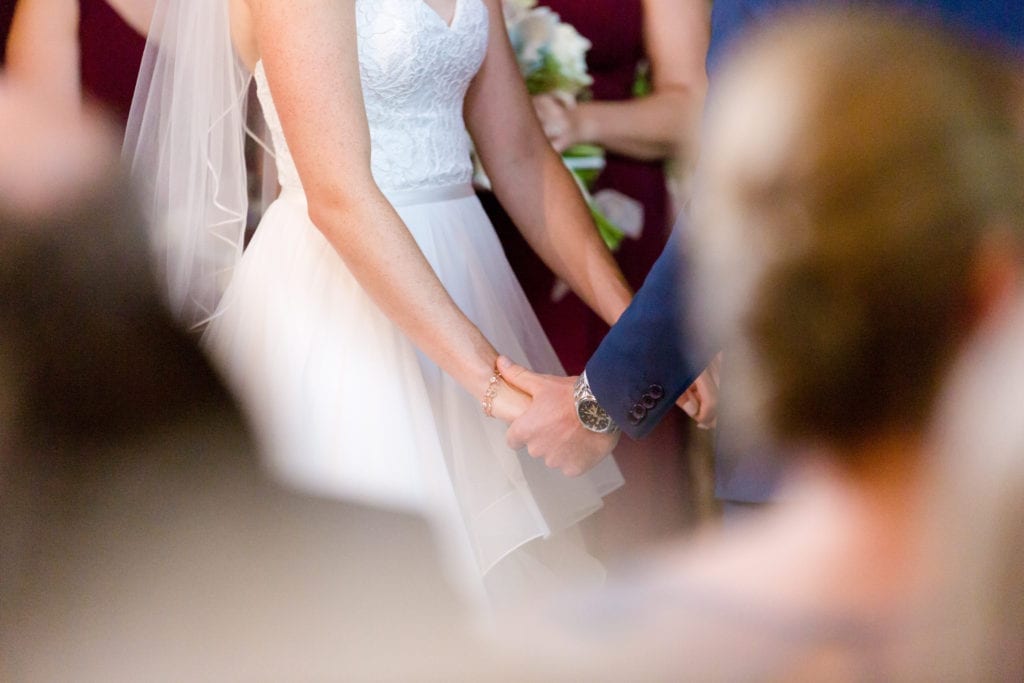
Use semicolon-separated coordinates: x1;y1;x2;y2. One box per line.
488;378;532;424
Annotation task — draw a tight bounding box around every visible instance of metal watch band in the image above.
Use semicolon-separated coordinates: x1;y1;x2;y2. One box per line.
573;371;619;434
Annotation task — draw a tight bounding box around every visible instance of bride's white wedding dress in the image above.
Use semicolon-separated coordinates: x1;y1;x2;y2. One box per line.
204;0;623;607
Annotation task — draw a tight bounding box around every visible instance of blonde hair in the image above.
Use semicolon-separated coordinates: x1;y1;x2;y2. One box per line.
692;9;1024;457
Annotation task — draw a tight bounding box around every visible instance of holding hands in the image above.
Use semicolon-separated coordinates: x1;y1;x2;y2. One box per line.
492;354;722;477
485;366;533;423
496;356;619;477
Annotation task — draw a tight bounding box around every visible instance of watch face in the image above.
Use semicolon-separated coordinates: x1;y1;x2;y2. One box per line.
577;399;612;433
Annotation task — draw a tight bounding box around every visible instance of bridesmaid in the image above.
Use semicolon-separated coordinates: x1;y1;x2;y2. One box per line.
5;0;152;125
484;0;711;553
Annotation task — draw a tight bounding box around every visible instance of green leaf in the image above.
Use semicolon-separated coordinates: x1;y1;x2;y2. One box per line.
591;204;625;252
562;143;604;158
525;52;590;95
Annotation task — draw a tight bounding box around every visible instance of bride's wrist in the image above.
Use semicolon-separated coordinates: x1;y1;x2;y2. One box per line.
474;356;530;422
487;375;531;423
452;338;499;397
481;364;502;418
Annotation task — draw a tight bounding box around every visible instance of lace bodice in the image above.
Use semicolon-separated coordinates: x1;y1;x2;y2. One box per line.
254;0;488;196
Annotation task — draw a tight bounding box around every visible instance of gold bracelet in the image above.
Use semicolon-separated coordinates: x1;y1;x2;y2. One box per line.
481;368;502;418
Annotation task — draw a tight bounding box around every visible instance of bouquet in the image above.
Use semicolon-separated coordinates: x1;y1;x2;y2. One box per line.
477;0;625;251
503;0;592;97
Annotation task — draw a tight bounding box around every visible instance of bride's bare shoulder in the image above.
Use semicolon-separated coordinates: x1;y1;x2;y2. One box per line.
228;0;361;71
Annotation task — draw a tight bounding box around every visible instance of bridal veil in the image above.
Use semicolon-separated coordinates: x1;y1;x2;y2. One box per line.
124;0;252;328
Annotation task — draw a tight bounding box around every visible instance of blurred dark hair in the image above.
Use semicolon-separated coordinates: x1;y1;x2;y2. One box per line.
0;120;465;680
0;111;253;611
694;9;1024;457
0;168;235;445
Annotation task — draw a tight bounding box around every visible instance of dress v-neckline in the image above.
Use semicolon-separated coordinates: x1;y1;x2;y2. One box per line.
418;0;462;30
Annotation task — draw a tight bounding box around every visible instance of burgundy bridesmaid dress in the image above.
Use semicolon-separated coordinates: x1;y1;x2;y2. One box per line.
0;5;15;65
78;0;147;126
490;0;672;375
0;2;143;125
485;0;698;556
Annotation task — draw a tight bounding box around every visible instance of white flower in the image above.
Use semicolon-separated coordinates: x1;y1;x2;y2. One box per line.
501;0;592;94
505;0;537;11
503;0;538;27
508;6;559;74
550;22;592;86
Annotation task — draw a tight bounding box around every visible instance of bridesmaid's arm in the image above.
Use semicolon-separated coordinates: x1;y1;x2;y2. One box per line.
465;0;632;328
5;0;82;112
533;0;709;162
245;0;526;418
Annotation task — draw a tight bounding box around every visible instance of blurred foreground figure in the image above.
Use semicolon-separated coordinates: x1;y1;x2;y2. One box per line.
0;83;469;681
502;9;1024;680
5;0;152;124
896;302;1024;680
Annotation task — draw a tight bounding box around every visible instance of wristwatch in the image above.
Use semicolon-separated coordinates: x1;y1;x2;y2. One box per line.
573;371;619;434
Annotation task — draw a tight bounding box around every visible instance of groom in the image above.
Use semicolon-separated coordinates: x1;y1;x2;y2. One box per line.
499;0;1024;507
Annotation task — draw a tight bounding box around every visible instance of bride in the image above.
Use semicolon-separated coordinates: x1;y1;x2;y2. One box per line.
125;0;632;608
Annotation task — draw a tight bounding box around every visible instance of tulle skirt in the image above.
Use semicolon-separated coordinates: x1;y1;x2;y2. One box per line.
204;183;623;608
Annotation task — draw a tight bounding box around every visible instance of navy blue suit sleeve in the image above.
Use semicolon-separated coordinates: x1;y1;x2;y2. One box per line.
585;228;706;439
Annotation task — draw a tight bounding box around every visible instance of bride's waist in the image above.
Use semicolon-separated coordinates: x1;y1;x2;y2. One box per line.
278;182;474;209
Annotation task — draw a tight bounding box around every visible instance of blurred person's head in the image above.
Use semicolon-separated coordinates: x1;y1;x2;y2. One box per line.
690;9;1024;468
0;81;233;451
0;81;468;681
0;77;248;635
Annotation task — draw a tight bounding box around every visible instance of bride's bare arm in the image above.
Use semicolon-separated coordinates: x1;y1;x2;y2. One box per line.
246;0;526;417
465;0;633;327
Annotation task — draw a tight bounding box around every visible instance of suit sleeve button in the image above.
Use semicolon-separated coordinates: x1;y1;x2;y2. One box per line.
629;405;648;422
641;394;657;409
648;384;665;400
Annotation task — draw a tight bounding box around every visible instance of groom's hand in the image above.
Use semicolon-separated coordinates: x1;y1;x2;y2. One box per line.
497;357;618;477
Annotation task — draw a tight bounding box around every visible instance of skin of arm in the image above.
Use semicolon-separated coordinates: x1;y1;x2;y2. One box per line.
466;0;632;327
533;0;709;161
242;0;530;419
5;0;81;112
